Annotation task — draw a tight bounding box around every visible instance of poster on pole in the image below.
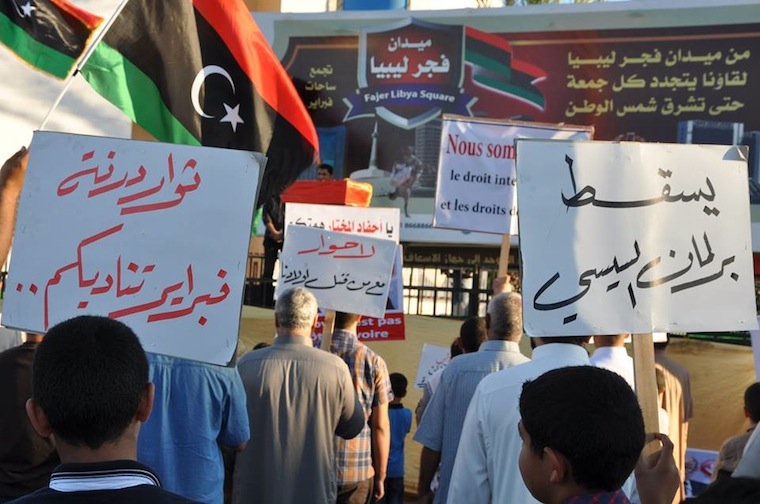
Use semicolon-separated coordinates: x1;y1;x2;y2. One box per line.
433;116;592;235
275;225;397;319
517;140;757;336
4;131;263;366
414;343;451;389
285;203;407;341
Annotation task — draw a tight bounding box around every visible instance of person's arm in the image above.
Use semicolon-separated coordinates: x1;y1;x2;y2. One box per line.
263;210;282;241
219;369;251;452
370;402;390;501
0;147;28;266
446;387;490;504
417;446;441;502
335;367;365;439
415;381;434;426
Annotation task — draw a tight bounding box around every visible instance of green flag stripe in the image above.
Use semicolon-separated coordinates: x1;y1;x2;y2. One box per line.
465;49;512;79
0;12;74;78
472;74;545;108
81;41;200;146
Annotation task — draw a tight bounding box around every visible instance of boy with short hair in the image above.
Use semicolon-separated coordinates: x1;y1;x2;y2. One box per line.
13;315;195;503
517;366;645;504
386;373;412;504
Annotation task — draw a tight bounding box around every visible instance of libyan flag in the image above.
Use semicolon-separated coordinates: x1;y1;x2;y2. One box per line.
80;0;319;207
0;0;101;79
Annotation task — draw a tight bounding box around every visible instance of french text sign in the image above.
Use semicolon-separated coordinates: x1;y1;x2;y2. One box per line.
276;225;397;318
285;203;400;242
433;117;592;235
517;140;756;335
4;132;262;366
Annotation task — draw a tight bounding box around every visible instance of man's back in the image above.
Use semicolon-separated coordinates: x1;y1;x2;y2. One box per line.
137;354;249;504
414;340;529;503
0;341;59;500
447;343;589;504
234;337;364;504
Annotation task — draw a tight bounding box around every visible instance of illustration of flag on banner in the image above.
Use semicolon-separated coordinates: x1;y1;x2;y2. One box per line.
0;0;101;79
465;27;546;110
80;0;319;206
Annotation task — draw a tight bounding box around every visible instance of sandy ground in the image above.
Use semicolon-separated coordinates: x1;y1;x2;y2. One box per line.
238;306;757;497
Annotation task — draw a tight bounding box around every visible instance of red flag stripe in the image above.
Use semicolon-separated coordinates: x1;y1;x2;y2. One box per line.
51;0;102;30
192;0;319;153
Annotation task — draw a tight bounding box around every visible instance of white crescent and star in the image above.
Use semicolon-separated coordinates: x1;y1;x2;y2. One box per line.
13;1;36;18
190;65;244;133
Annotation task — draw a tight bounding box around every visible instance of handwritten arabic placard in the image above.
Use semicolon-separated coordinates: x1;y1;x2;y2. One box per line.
275;226;397;318
414;344;450;389
285;203;400;242
433;116;593;235
517;140;756;336
4;132;262;366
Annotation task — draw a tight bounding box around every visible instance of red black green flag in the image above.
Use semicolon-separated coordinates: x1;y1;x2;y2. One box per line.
465;27;546;109
80;0;320;206
0;0;101;79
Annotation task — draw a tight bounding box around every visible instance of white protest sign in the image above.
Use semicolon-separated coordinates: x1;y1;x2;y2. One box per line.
275;225;397;318
433;116;592;235
285;203;399;242
518;140;757;336
414;343;450;389
4;132;262;366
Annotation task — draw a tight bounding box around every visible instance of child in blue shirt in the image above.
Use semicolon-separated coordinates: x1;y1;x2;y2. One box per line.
385;372;413;504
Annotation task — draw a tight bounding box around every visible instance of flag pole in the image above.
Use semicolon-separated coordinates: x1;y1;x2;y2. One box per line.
38;0;131;131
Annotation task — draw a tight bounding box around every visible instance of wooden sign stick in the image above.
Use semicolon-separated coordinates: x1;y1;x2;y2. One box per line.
498;234;511;277
321;309;336;351
632;332;661;456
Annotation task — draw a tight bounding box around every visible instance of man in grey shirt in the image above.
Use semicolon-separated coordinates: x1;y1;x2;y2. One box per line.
414;292;530;504
233;287;364;504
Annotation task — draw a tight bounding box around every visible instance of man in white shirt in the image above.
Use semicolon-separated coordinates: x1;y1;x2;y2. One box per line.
447;336;590;504
589;334;635;389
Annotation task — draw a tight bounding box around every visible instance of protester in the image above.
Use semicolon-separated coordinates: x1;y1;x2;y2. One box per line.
517;366;645;504
316;163;334;181
12;315;195;502
136;354;249;503
330;312;393;503
447;336;591;504
261;193;284;306
385;373;412;504
0;333;58;502
590;334;635;389
709;382;760;480
233;287;364;504
415;294;529;504
655;334;694;501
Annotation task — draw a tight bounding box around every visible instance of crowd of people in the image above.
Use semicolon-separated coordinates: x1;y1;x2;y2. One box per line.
2;146;760;504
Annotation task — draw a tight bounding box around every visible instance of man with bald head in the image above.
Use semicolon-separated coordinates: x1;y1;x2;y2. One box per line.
414;292;529;504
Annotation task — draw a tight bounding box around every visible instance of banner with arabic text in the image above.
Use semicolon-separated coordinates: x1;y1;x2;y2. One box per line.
4;132;262;366
517;140;756;336
276;225;397;318
284;203;406;341
278;16;760;244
